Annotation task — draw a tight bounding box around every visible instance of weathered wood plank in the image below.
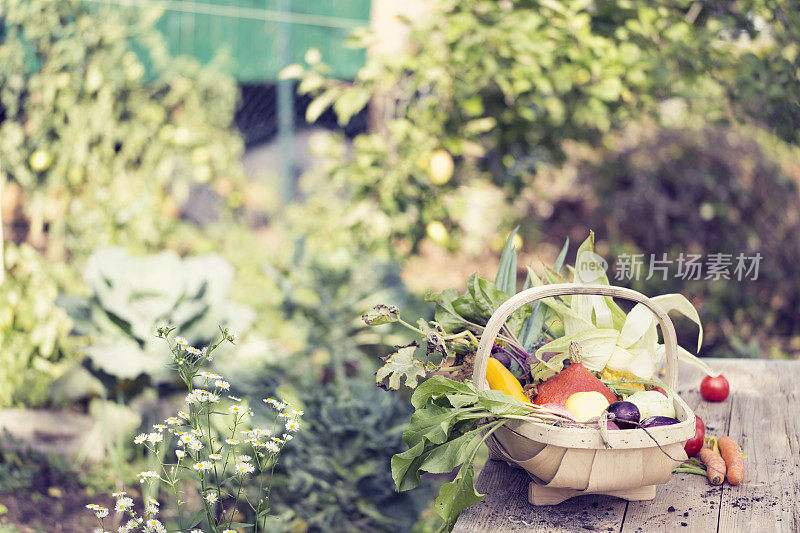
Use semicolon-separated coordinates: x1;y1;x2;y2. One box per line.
452;460;627;532
453;358;800;532
620;360;735;532
717;360;800;533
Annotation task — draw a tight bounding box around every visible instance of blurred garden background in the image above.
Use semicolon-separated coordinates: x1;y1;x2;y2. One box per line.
1;0;800;531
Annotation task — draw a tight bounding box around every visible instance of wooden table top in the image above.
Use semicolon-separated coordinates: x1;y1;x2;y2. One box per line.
452;358;800;533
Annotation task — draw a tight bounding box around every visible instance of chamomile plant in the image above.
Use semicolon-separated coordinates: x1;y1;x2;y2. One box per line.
87;327;301;533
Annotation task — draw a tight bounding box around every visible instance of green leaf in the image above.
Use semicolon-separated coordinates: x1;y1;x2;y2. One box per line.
651;294;704;352
402;404;464;448
434;464;484;531
333;87;371;126
427;289;471;333
187;509;207;528
306;88;339;122
391;441;427;491
533;329;619;373
554;238;570;273
361;304;400;326
495;226;519;295
419;426;483;474
476;390;532;416
375;343;427;390
410;376;477;409
591;76;623;102
676;345;719;377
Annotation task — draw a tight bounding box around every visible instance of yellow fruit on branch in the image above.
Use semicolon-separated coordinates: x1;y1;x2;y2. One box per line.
428;149;454;185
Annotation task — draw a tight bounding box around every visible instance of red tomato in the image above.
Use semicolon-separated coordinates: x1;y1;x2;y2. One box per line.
684;415;706;457
700;374;730;402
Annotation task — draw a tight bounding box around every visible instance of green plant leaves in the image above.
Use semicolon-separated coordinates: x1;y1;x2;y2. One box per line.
375;343;427;390
362;304;400;326
434;464;484;532
495;226;519;295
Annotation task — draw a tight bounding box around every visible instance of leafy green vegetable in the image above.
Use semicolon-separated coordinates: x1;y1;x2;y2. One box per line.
60;248;254;385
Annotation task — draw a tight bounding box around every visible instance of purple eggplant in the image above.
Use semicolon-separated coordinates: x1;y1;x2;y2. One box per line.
605;401;640;429
640;416;679;428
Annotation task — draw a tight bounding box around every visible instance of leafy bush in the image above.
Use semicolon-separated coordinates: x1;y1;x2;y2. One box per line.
0;0;245;261
0;243;77;407
269;380;431;533
60;248;255;388
568;123;800;355
284;1;800;258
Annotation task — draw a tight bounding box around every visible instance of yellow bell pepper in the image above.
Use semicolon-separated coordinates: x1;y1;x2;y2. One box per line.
486;357;529;403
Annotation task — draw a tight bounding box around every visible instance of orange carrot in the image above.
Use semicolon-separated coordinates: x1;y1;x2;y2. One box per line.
718;436;745;485
698;446;726;485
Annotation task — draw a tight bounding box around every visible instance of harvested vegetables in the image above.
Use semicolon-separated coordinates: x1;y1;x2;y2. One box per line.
698;446;726;485
718;436;745;485
533;342;618;406
364;231;720;532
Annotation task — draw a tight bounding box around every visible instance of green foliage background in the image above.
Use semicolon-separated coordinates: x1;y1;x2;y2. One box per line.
2;0;800;530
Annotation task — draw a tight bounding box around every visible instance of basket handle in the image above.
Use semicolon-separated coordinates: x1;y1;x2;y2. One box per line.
471;283;680;391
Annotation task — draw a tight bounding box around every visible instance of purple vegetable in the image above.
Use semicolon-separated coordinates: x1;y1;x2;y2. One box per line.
492;351;511;369
605;420;620;431
640;416;679;428
606;401;640;429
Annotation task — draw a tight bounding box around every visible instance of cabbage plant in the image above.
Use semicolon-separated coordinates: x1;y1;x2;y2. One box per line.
60;248;255;383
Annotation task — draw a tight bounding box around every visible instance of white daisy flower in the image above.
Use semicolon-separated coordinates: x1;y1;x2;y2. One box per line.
136;471;160;483
265;441;280;453
145;518;165;532
215;380;230;390
152;424;166;431
175;449;185;459
115;497;134;513
204;491;219;504
233;460;254;474
285;420;299;432
238;454;252;462
193;461;212;471
147;432;163;445
95;506;109;518
175;337;187;346
165;417;180;425
225;438;239;445
208;453;222;460
188;440;204;452
111;491;126;498
134;433;147;445
228;395;242;402
178;411;190;420
292;409;304;416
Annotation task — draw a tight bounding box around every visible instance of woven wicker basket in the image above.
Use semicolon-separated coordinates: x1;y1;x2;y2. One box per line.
471;283;696;505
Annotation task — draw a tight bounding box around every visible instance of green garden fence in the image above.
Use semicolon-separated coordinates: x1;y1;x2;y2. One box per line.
84;0;371;82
